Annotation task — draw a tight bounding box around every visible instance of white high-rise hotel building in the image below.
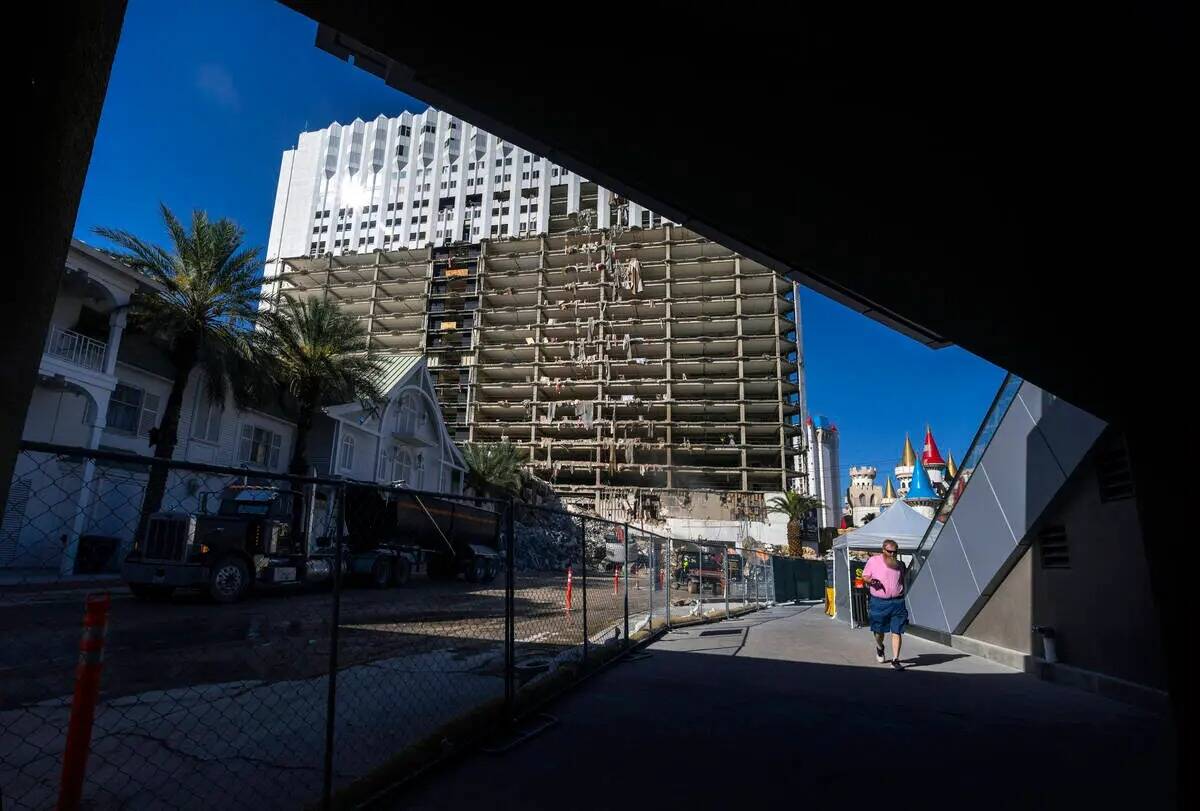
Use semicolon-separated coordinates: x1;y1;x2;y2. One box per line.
265;109;667;264
264;108;807;519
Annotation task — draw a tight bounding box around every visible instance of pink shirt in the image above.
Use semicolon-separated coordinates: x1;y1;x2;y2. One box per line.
863;555;905;599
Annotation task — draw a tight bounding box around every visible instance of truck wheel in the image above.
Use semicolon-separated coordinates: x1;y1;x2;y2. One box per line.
209;557;250;603
687;580;700;594
480;559;499;584
464;558;487;584
371;558;394;588
129;583;174;601
393;557;412;586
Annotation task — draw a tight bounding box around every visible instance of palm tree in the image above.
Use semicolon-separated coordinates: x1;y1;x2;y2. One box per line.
767;491;823;557
95;206;264;541
256;296;385;475
462;442;525;496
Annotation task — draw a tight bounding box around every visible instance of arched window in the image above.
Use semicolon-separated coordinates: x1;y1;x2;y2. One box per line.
870;493;876;506
858;493;866;506
414;452;425;489
396;449;412;485
339;434;356;471
397;393;418;435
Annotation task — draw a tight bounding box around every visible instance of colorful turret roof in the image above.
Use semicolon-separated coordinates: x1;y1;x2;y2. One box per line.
946;450;958;478
883;477;896;499
899;434;917;467
922;425;946;467
905;458;938;501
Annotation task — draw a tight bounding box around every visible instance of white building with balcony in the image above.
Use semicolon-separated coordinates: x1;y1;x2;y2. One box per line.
4;241;465;575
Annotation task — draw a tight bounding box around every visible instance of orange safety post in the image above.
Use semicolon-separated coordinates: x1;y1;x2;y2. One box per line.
565;565;574;613
58;592;111;811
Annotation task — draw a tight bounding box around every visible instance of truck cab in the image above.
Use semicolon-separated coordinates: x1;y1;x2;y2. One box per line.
122;485;335;603
675;549;728;595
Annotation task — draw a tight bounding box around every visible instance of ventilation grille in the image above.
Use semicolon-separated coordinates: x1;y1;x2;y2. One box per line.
1038;525;1069;569
1096;436;1135;503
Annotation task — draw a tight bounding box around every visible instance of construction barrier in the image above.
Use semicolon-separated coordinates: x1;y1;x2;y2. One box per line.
58;592;111;811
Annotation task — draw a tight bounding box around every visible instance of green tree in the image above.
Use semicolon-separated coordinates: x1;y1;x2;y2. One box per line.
95;205;264;540
461;442;525;496
257;296;384;475
767;491;823;557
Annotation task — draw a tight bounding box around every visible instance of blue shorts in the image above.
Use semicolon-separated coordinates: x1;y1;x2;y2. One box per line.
869;596;909;634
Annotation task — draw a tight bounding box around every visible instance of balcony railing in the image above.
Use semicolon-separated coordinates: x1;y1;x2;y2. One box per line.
45;326;107;371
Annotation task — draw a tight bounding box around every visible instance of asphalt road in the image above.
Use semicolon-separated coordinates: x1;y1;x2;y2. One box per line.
0;569;666;709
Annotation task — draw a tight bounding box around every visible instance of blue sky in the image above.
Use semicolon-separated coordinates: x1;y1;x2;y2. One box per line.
75;0;1006;500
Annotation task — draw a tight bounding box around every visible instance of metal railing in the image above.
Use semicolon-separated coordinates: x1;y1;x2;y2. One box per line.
1;441;778;810
44;326;107;372
908;373;1024;580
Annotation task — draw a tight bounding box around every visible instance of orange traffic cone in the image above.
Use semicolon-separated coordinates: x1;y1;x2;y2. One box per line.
565;566;574;613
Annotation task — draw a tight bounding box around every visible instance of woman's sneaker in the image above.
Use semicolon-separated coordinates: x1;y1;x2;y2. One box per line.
875;643;886;663
891;658;905;671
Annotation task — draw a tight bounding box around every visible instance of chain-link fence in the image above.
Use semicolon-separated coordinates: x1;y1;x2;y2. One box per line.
1;442;777;810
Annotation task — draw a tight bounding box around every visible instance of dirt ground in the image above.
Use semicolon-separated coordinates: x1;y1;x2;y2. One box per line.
0;568;667;709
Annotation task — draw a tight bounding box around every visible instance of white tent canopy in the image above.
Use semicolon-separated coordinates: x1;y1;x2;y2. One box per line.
833;499;932;551
832;500;934;626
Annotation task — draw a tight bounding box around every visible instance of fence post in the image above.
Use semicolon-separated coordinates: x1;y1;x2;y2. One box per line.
724;548;730;618
648;536;654;632
504;498;516;719
321;485;344;811
623;523;630;646
581;516;589;663
665;538;672;630
57;592;110;811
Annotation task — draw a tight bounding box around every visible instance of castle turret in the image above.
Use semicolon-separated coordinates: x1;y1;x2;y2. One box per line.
904;456;941;520
881;475;897;507
922;425;947;487
895;434;917;496
847;465;883;527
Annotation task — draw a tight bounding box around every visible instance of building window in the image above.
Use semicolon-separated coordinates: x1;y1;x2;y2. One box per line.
495;159;502;167
191;386;222;443
107;384;160;437
504;158;512;166
400;124;411;136
522;172;529;180
494;175;502;184
532;171;540;179
338;433;355;470
414;452;425;489
396;449;412;484
523;155;531;163
504;174;511;182
240;424;282;468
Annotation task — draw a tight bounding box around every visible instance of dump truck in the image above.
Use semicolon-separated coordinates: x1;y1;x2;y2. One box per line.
122;482;501;603
675;549;728;596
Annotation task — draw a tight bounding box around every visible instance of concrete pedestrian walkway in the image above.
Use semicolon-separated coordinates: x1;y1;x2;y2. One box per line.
383;604;1175;810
